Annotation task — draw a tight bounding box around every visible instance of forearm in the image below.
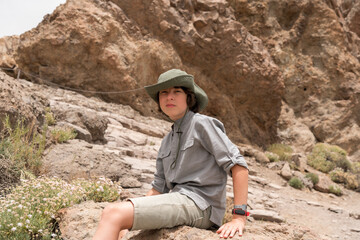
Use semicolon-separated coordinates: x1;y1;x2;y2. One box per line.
146;188;161;196
231;165;248;221
216;165;248;237
231;164;248;205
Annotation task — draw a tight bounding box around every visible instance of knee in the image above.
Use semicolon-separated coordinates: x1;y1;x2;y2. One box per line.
100;202;133;227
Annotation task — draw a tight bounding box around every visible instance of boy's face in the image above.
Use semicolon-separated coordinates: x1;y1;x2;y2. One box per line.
159;87;188;121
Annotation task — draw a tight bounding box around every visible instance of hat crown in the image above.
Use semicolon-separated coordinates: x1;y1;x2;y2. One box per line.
158;69;190;83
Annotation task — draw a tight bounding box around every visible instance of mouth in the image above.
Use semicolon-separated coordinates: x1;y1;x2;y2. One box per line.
166;104;176;107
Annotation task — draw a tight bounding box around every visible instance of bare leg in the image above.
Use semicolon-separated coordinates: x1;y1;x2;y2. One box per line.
93;201;134;240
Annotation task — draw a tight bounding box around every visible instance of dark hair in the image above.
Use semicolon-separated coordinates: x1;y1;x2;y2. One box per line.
156;87;199;113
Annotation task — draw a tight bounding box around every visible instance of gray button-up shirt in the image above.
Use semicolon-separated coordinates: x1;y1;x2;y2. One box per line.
152;111;248;227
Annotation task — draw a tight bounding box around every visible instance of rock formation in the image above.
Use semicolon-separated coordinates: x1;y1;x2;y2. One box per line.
1;69;360;240
1;0;359;159
1;1;360;238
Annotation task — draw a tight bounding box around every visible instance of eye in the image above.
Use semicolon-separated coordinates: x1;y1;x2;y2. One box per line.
159;90;168;95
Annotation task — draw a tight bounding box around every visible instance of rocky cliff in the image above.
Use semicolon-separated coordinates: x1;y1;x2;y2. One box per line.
1;1;360;239
1;69;360;239
1;0;359;158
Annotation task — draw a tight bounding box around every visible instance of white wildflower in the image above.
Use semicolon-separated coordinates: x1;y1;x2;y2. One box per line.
17;223;23;227
11;227;16;232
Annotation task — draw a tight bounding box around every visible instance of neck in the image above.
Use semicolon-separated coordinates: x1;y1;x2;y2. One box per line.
170;108;189;122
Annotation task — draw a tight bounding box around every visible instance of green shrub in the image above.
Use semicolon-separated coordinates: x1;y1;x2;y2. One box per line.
50;128;77;144
330;168;346;183
289;177;304;189
44;108;56;126
328;185;342;196
330;168;359;190
0;177;122;239
350;162;360;191
265;152;279;162
352;162;360;174
305;172;319;185
267;144;293;162
344;173;359;190
307;143;351;173
0;116;46;176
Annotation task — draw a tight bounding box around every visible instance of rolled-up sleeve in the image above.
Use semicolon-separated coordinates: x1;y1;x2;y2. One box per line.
196;117;248;176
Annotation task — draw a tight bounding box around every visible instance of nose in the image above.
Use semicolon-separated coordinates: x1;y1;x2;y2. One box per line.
167;92;175;100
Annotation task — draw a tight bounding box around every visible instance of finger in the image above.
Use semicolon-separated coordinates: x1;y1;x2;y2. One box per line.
223;229;232;238
219;228;226;237
238;228;243;236
219;226;229;238
229;228;238;238
217;225;225;233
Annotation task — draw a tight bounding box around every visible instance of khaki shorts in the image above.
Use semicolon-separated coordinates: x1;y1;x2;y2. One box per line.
129;192;213;230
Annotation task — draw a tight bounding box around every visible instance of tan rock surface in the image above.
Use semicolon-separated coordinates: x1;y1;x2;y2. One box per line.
0;36;19;71
1;68;360;240
0;71;47;131
7;0;283;148
229;0;360;157
1;0;359;158
0;0;360;239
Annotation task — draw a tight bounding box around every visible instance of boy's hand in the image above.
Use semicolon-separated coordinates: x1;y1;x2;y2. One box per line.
216;215;246;238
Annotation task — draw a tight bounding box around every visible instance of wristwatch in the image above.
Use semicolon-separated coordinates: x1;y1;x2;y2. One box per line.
232;204;250;216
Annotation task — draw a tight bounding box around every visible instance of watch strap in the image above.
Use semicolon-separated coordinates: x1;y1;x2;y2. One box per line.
232;208;250;216
234;204;247;211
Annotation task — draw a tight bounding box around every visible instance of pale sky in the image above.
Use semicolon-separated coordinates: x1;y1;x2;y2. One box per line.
0;0;67;38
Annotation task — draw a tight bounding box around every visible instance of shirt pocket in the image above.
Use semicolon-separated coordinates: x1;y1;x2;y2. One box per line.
181;138;194;151
160;149;173;173
178;138;202;176
159;149;171;159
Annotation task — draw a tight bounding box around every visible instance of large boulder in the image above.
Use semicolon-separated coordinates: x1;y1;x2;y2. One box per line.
13;0;283;148
41;139;141;185
229;0;360;157
56;201;324;240
314;174;334;193
0;0;359;158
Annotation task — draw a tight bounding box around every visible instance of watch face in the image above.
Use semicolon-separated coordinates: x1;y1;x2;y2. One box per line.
233;209;246;215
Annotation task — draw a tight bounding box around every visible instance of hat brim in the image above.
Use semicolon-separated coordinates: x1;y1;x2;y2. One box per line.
145;75;208;111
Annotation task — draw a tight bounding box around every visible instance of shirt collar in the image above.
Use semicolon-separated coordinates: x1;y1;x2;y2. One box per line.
172;110;195;132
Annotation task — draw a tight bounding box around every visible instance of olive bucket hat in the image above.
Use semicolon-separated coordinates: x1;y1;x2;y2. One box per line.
144;69;208;111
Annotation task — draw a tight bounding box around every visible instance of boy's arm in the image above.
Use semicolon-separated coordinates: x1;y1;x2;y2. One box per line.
217;164;248;238
146;188;161;196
